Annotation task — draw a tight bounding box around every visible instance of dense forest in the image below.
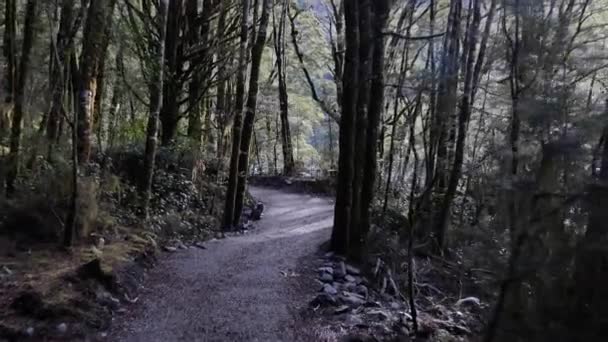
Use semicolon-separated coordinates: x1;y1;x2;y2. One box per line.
1;0;608;341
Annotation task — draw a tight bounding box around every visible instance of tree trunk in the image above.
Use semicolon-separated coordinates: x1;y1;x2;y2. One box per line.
359;0;391;249
233;0;271;226
0;0;17;143
160;0;184;146
140;0;169;218
435;0;482;251
572;99;608;335
77;0;113;164
222;0;251;230
47;0;77;159
349;0;373;259
6;0;37;196
332;0;359;255
215;0;228;168
429;0;462;251
186;0;202;146
273;0;295;176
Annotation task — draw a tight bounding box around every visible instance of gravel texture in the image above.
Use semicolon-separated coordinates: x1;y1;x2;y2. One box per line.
109;187;333;342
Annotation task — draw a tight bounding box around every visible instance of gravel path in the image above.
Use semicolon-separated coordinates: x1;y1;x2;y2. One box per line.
109;187;333;342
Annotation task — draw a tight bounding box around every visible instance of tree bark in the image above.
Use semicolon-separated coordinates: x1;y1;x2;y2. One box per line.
47;0;77;159
572;99;608;334
1;0;17;144
273;0;295;176
6;0;37;196
222;0;251;229
359;0;391;249
160;0;184;145
429;0;462;251
77;0;113;164
140;0;169;218
233;0;271;226
349;0;373;259
435;0;482;251
331;0;359;255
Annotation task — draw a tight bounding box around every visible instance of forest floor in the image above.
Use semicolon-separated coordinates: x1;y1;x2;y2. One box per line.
107;186;335;341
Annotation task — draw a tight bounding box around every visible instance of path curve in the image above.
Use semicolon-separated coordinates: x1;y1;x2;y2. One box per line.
109;187;333;342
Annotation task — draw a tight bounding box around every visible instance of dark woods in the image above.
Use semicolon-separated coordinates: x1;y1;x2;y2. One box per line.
1;0;608;341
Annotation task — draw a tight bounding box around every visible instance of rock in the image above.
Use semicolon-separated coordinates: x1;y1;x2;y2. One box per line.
319;272;333;283
163;246;177;253
366;309;391;321
311;293;337;307
340;291;366;307
90;246;103;258
97;237;105;249
364;300;382;308
434;329;459;342
335;262;347;278
324;284;338;295
334;305;351;314
345;314;366;327
344;282;357;292
399;312;413;323
11;291;45;316
57;323;67;334
455;296;481;308
176;241;188;250
194;242;207;249
339;333;375;342
318;267;334;275
25;327;34;337
355;284;369;298
96;289;120;309
346;264;361;275
250;202;264;220
395;328;411;342
355;276;369;285
390;301;402;310
344;274;356;283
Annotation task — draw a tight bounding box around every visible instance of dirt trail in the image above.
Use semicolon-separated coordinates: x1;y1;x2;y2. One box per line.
109;187;333;342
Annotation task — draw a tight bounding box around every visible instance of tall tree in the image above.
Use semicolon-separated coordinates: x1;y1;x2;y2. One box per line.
5;0;38;195
77;0;114;164
223;0;251;229
434;0;487;251
332;0;359;254
273;0;296;176
359;0;391;247
0;0;17;143
429;0;462;250
140;0;169;218
46;0;78;158
233;0;272;226
349;0;373;258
